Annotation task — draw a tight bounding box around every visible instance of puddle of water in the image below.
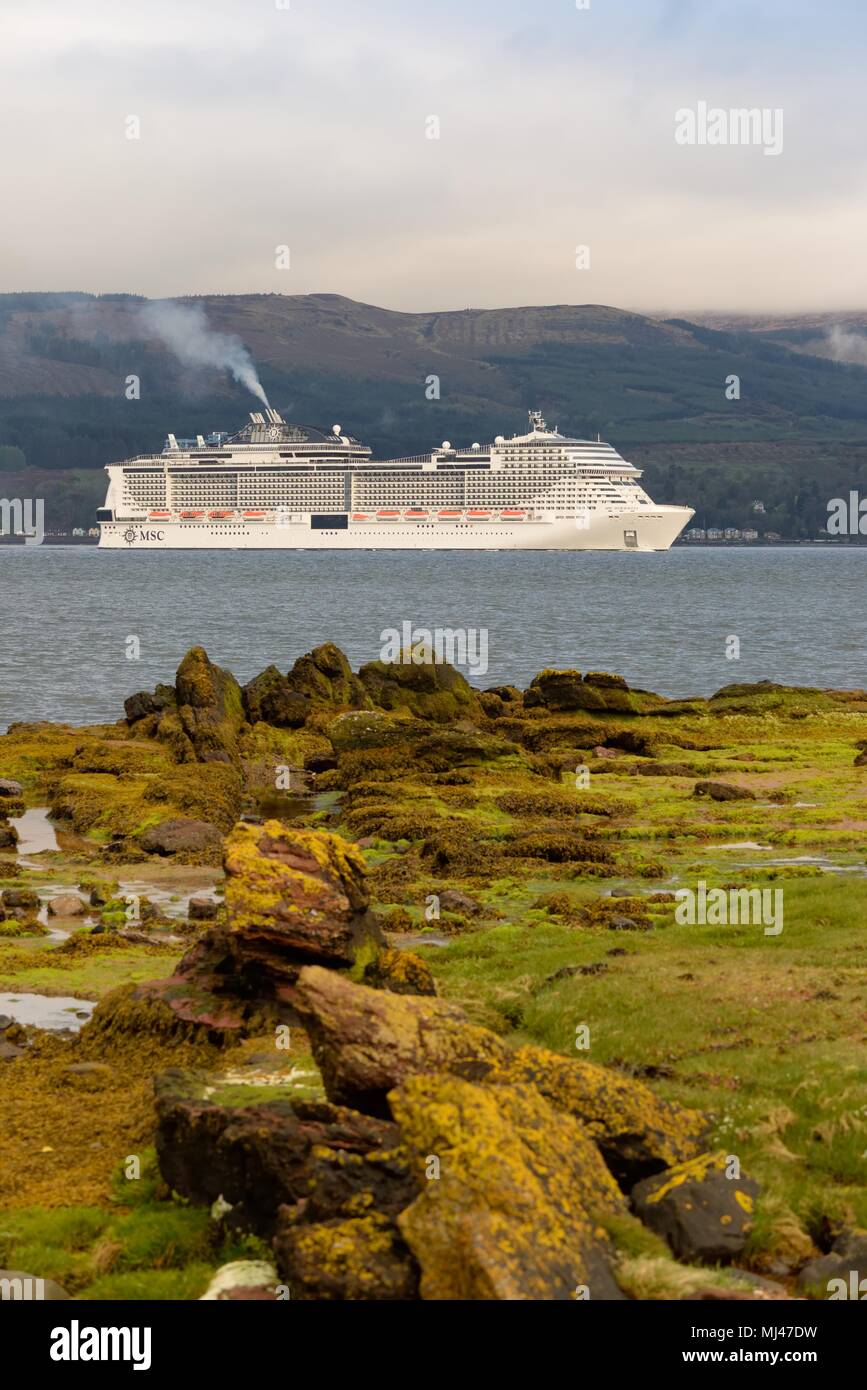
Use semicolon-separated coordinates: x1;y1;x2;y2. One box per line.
0;992;95;1031
117;879;221;921
716;842;771;851
393;932;452;949
11;807;59;858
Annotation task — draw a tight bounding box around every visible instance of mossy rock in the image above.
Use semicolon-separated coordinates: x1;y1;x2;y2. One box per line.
359;645;483;723
392;1074;626;1300
242;666;310;728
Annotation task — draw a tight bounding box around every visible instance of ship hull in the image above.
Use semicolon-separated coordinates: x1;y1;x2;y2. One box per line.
99;507;693;552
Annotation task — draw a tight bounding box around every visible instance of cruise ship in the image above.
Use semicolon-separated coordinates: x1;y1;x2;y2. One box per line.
97;410;693;550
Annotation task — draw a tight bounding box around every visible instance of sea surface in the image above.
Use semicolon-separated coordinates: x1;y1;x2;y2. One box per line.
1;546;866;729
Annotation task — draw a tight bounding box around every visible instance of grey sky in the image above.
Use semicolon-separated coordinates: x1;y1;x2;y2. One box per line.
1;0;865;312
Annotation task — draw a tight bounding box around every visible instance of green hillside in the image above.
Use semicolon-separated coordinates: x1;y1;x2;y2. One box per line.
1;293;866;536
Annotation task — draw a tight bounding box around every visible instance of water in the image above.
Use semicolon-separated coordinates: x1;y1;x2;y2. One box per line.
2;546;866;728
0;992;95;1031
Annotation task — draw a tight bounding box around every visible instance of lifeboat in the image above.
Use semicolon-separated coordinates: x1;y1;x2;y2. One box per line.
208;510;234;519
179;510;205;519
500;509;525;518
149;510;171;517
376;510;400;518
467;509;490;518
351;513;370;521
437;509;462;518
243;510;265;517
404;509;428;518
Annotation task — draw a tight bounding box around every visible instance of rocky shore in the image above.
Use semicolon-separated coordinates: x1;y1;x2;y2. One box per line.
1;643;866;1300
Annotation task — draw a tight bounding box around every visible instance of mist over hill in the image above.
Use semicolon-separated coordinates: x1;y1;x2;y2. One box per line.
2;292;867;536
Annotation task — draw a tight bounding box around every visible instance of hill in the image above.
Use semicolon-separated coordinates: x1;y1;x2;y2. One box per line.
2;292;867;535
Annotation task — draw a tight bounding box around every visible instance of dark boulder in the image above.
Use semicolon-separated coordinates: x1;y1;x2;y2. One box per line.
631;1153;760;1263
693;780;755;802
797;1231;867;1297
242;666;311;728
138;818;224;858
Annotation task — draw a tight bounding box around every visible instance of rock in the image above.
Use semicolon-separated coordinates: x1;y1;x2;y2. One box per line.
0;1015;11;1029
438;888;482;916
242;666;311;728
391;1074;627;1300
487;1043;707;1186
123;684;176;723
199;1260;279;1301
693;780;755;802
0;1269;71;1300
155;1074;415;1235
0;824;18;850
188;894;218;921
584;672;629;690
274;1212;419;1300
0;1039;25;1061
221;820;383;982
285;643;370;709
327;710;421;753
361;947;437;996
608;914;645;931
854;750;867;767
47;893;87;918
358;645;483;723
797;1231;867;1296
0;779;23;797
630;1152;760;1263
294;968;707;1182
138;818;224;858
172;646;246;763
2;887;39;912
294;965;509;1116
593;745;619;759
525;669;637;713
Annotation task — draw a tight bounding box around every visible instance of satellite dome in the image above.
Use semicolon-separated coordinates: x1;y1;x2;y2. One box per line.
441;440;451;450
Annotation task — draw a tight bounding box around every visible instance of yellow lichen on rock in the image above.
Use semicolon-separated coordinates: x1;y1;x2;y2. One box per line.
391;1074;626;1300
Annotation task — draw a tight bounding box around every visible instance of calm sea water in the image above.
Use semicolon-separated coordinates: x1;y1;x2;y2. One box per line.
1;546;865;729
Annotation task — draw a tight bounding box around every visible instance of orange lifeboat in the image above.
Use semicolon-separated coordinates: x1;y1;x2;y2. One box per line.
500;509;525;518
149;510;171;517
351;512;370;521
437;509;462;518
209;510;234;519
467;509;490;518
404;509;428;518
377;510;400;518
243;510;265;517
180;510;205;519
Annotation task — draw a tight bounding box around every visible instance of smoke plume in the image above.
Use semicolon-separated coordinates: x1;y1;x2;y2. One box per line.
826;326;867;368
138;301;270;406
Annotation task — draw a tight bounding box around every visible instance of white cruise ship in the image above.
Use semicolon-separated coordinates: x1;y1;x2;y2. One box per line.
97;409;693;551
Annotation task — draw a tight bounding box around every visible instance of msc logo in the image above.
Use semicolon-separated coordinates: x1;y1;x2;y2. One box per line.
123;528;165;544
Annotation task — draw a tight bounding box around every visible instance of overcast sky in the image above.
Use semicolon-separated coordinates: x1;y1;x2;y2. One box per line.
1;0;865;313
